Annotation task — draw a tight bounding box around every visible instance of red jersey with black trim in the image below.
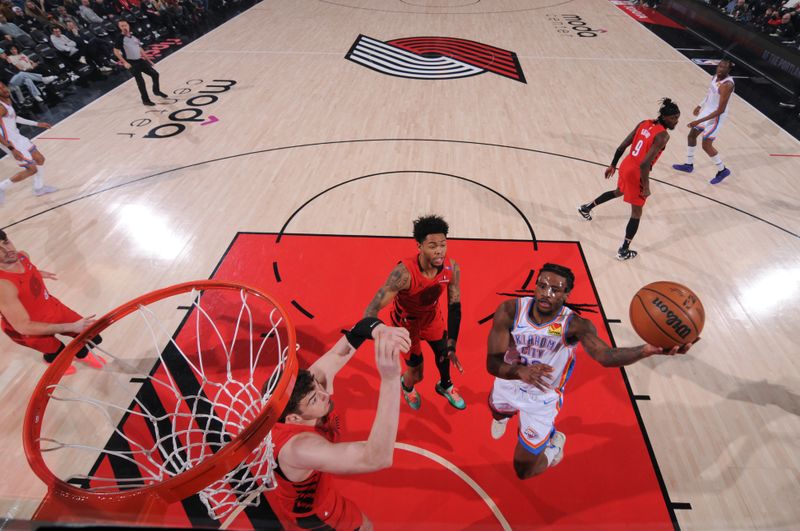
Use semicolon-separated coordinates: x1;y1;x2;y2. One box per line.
393;255;452;317
268;412;363;530
620;120;666;171
0;254;59;326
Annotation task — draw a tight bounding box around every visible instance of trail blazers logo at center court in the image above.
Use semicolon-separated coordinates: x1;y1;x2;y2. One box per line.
346;34;526;83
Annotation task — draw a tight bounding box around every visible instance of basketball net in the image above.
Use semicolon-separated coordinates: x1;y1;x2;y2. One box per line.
25;282;298;523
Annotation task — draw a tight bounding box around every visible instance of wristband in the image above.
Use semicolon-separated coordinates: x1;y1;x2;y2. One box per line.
345;317;384;349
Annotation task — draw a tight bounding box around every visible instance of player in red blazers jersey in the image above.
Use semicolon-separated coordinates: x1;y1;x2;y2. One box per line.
265;318;409;531
578;98;680;261
0;230;104;375
363;215;465;411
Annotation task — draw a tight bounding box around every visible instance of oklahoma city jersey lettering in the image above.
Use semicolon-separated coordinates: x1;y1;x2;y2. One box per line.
508;297;577;393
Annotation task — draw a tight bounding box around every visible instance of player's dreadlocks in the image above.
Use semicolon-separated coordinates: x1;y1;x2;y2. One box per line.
657;98;680;125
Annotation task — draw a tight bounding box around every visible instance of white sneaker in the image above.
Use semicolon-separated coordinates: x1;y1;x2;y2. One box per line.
43;76;58;84
33;95;43;102
99;66;112;73
548;431;567;467
33;185;58;196
490;418;509;439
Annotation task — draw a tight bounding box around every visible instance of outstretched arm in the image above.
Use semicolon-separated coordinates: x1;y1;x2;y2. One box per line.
14;116;50;128
363;262;410;317
309;321;410;392
486;300;553;391
280;332;404;476
567;314;693;367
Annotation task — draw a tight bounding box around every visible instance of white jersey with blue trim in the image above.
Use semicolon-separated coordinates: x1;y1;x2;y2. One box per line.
700;74;734;117
0;100;30;154
505;297;578;396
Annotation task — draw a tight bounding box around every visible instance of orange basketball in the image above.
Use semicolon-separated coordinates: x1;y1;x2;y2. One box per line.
629;281;705;349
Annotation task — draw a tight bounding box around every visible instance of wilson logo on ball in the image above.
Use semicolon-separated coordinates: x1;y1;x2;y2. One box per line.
650;297;692;339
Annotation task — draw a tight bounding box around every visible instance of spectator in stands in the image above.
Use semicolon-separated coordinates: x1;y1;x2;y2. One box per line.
23;1;49;27
0;14;29;40
50;26;80;58
6;45;53;75
91;0;117;18
77;0;103;24
0;34;19;52
54;6;79;28
64;19;111;71
0;51;57;102
9;7;27;26
0;1;16;23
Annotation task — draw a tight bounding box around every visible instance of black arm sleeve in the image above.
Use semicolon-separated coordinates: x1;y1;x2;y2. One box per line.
611;146;626;168
447;302;462;345
344;317;384;349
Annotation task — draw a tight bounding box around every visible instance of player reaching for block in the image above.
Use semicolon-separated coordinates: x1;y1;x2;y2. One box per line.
266;318;410;531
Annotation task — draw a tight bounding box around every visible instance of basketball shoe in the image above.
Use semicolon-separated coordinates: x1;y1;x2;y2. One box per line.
710;167;730;184
546;431;567;467
401;376;421;410
435;382;466;410
672;163;694;173
577;204;592;221
617;247;638;261
33;185;58;197
490;417;509;439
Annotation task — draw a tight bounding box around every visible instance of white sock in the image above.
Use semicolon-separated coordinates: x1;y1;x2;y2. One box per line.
543;441;560;467
32;167;44;189
0;178;12;191
686;146;696;164
711;154;725;171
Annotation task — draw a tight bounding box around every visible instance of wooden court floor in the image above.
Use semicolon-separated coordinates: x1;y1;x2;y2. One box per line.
1;0;798;529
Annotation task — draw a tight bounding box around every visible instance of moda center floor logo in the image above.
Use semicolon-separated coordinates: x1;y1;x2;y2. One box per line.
345;34;526;83
546;14;607;37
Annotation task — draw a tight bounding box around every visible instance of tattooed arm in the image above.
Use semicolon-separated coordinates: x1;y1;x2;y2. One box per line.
445;260;463;372
567;314;693;367
446;260;461;349
364;262;411;318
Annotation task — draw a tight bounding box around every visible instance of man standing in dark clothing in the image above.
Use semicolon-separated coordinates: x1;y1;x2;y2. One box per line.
112;20;167;106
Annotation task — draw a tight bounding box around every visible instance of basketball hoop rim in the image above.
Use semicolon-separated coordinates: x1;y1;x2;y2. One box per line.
23;280;298;507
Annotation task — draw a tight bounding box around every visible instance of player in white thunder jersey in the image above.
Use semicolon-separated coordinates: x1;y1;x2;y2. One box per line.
486;263;696;480
672;58;734;184
0;82;57;205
